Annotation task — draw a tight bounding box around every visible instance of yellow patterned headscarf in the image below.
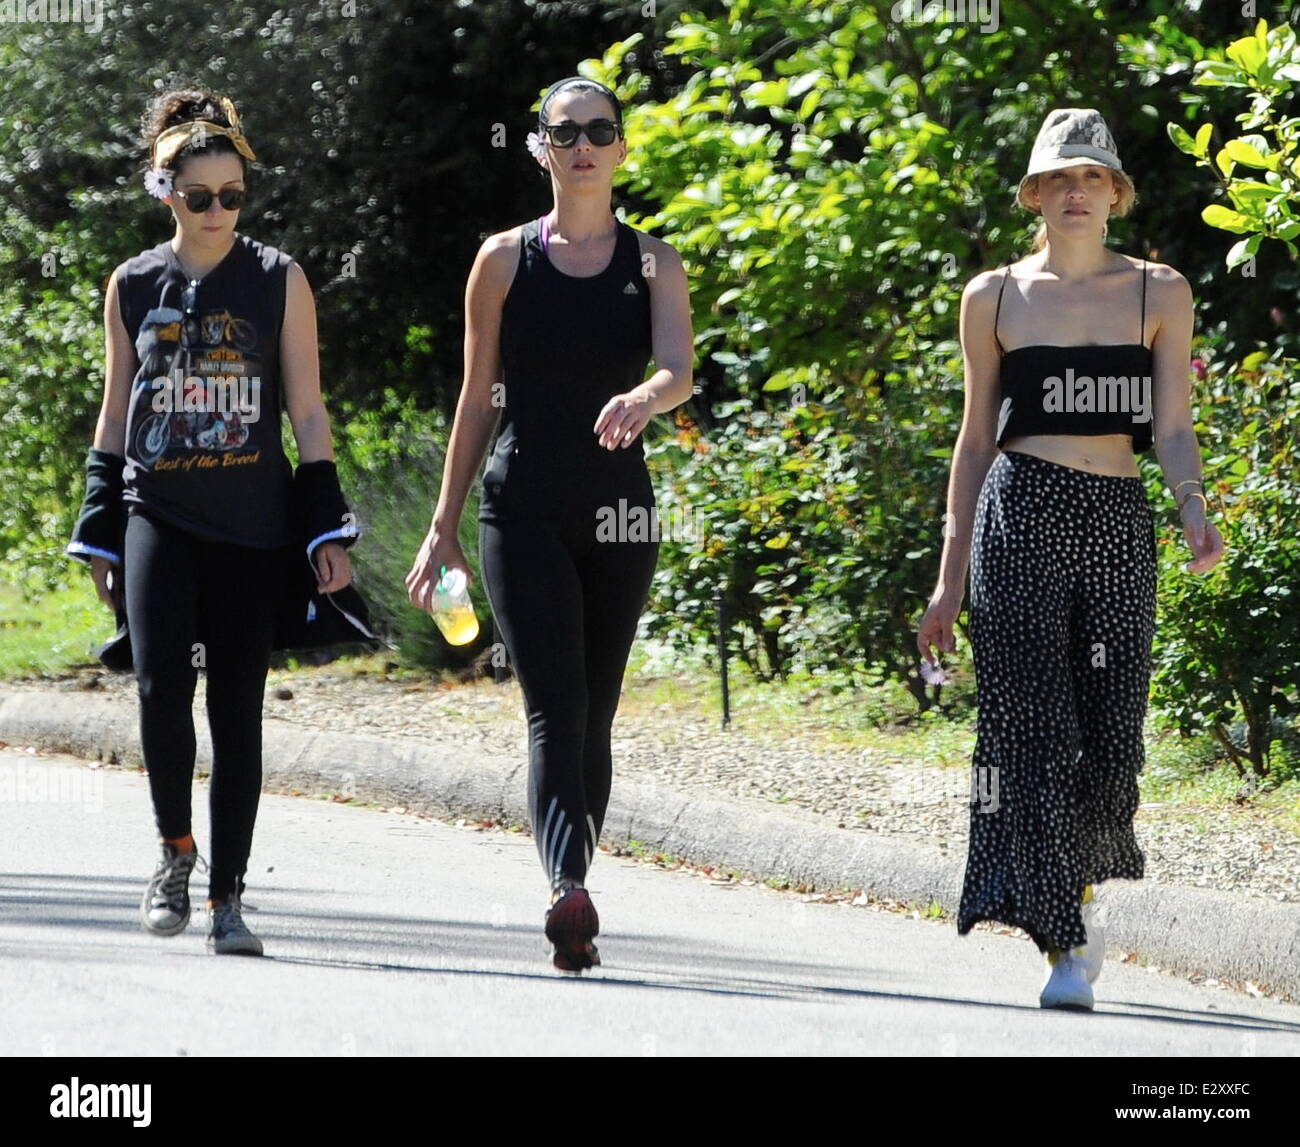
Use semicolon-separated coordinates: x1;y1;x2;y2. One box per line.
150;96;257;170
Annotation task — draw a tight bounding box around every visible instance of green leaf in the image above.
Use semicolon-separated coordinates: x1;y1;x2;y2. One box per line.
1168;123;1197;155
1223;138;1273;169
1225;33;1266;76
1202;205;1256;234
1230;181;1278;202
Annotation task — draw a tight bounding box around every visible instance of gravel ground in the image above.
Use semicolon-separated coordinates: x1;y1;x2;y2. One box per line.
10;666;1298;905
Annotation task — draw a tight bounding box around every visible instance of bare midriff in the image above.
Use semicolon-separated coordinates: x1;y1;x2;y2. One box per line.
1000;433;1140;478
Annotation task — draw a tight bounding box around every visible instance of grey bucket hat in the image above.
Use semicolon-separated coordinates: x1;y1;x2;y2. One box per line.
1016;108;1127;209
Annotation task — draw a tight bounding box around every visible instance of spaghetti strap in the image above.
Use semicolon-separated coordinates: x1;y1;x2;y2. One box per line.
1139;258;1147;348
993;266;1009;353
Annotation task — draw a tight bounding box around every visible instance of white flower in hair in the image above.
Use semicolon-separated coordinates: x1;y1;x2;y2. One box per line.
143;165;173;200
525;130;548;161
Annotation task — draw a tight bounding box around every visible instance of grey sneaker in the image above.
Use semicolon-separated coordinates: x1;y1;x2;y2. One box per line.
206;893;263;956
141;842;207;936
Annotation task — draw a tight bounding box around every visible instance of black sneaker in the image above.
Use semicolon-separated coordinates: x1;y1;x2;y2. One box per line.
206;893;264;956
545;886;600;972
140;842;206;936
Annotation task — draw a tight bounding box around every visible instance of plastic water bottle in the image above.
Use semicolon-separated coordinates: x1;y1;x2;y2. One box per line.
430;564;479;645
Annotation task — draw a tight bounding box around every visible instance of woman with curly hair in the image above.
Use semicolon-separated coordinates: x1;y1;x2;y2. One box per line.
67;87;360;955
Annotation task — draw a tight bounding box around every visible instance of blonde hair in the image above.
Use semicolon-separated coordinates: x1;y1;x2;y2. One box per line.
1015;167;1138;252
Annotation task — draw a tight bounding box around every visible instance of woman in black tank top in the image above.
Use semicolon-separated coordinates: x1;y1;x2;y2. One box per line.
916;108;1224;1010
66;88;361;956
406;77;695;972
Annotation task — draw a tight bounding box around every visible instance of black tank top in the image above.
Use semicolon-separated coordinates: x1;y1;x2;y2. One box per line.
116;234;294;546
481;215;653;522
994;260;1153;454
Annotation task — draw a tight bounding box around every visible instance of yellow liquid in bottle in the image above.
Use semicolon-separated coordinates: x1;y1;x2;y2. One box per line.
436;604;480;646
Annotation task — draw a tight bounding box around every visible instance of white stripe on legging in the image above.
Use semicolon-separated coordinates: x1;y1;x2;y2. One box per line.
540;797;559;877
553;822;573;886
543;801;571;887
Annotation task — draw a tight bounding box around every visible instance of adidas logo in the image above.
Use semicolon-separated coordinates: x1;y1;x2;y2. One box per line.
622;281;638;294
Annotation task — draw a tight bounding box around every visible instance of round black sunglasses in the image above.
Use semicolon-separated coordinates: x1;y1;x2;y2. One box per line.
174;187;246;213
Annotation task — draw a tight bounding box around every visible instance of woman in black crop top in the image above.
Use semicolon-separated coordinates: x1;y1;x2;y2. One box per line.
405;78;695;972
67;88;359;956
916;108;1224;1010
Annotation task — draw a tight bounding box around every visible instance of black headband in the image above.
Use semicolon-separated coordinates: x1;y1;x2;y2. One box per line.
538;76;623;127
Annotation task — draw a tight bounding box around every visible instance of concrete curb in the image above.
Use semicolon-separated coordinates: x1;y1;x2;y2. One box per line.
3;687;1297;1000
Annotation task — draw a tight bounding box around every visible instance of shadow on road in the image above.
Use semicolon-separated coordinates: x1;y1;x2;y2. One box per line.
4;872;1297;1033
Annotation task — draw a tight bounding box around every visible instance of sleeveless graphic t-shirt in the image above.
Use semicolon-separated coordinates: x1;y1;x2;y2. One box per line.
481;216;654;523
116;233;293;546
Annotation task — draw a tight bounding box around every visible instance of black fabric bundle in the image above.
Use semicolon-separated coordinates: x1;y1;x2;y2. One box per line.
73;455;378;670
292;459;357;559
274;459;372;651
68;448;127;563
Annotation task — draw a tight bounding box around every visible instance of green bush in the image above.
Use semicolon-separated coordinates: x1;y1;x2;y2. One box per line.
645;387;955;706
329;389;492;672
1149;350;1300;778
606;4;1300;731
1148;18;1300;779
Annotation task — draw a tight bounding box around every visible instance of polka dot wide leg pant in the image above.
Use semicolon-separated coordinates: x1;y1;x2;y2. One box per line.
958;449;1157;953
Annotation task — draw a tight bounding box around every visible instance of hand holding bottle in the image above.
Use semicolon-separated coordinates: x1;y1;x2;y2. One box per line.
406;531;478;645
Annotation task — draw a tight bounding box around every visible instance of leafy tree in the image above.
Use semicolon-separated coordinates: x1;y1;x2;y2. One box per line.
597;0;1291;703
1152;18;1300;777
0;0;698;584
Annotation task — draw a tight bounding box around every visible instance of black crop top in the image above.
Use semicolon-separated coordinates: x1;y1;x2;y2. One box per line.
993;260;1154;454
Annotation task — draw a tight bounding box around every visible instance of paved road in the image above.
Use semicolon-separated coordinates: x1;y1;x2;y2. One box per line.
2;747;1298;1056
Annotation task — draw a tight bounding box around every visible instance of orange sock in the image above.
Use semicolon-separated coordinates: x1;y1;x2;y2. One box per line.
164;833;195;854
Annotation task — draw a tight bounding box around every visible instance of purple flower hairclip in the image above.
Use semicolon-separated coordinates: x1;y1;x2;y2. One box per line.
919;659;950;687
143;165;174;200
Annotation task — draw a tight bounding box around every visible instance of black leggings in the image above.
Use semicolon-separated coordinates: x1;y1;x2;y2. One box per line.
479;507;658;893
123;509;285;900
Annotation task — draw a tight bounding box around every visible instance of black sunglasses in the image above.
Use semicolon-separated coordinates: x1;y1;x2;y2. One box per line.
540;118;623;148
174;186;246;213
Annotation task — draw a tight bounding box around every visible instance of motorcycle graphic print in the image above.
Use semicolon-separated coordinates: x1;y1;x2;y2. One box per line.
125;297;265;473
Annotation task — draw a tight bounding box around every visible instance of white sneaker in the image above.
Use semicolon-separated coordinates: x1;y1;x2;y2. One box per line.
1040;948;1095;1010
1077;894;1105;984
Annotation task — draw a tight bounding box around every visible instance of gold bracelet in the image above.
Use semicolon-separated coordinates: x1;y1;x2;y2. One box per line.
1178;490;1208;514
1172;479;1204;497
